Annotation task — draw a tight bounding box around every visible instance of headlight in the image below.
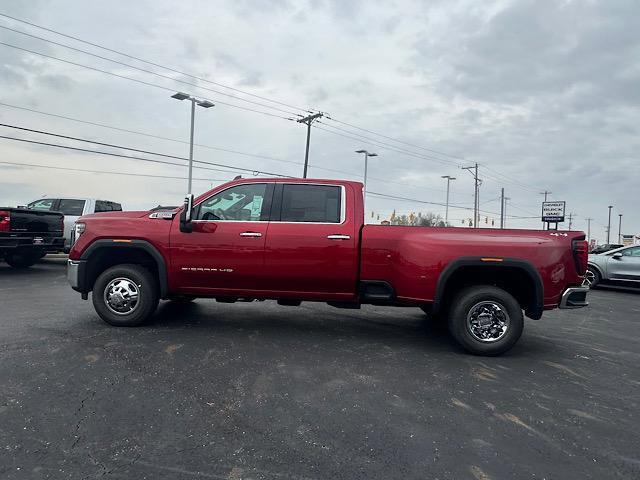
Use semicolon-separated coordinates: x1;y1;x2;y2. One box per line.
74;222;86;239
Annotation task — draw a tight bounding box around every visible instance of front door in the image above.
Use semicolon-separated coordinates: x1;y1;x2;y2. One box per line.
263;183;358;300
607;246;640;282
171;183;274;294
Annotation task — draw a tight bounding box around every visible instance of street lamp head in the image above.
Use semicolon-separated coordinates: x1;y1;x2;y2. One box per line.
171;92;190;101
197;100;215;108
368;153;378;157
355;149;367;154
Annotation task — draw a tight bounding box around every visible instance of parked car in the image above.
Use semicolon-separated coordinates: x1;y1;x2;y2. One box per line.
66;178;589;356
585;245;640;288
0;207;64;268
27;198;122;252
590;243;623;254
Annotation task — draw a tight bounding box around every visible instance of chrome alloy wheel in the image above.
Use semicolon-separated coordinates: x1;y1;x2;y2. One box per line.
103;277;140;315
583;269;595;288
466;301;510;343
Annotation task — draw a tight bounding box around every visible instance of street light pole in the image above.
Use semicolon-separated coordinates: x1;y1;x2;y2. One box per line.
355;150;378;211
441;175;456;226
618;214;623;244
171;92;215;194
540;191;551;230
606;205;613;243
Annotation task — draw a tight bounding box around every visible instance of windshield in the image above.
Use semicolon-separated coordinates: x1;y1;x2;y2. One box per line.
27;199;56;211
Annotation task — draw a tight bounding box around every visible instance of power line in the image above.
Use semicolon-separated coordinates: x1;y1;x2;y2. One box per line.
0;24;304;118
0;12;313;113
0;133;287;178
313;123;459;167
0;102;361;177
0;41;296;121
325;116;466;161
368;191;539;219
0;160;229;182
0;103;458;192
0;122;289;177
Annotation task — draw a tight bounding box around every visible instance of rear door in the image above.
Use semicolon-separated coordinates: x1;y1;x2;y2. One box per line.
170;183;274;293
607;246;640;282
263;183;358;300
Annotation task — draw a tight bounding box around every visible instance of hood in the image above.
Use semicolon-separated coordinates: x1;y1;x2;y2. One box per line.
81;210;151;220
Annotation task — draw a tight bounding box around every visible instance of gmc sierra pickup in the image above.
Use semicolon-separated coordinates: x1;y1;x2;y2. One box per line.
67;178;589;355
1;207;65;268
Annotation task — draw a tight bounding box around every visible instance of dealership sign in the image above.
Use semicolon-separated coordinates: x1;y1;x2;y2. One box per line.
542;201;566;223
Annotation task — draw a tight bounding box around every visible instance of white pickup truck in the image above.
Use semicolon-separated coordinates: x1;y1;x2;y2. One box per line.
27;198;122;252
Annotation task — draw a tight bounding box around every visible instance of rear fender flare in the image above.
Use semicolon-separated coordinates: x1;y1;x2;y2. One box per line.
432;257;544;320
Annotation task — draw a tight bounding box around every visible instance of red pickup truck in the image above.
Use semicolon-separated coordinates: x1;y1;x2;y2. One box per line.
67;178;589;355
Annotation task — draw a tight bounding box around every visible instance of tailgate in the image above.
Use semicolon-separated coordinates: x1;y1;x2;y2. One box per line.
9;209;64;235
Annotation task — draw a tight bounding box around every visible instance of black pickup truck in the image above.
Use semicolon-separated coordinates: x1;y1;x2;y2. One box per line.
0;208;65;268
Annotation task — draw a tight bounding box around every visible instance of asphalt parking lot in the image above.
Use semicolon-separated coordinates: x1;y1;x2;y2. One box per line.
1;257;639;480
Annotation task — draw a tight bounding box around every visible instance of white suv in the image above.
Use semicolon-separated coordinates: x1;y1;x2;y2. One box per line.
27;198;122;252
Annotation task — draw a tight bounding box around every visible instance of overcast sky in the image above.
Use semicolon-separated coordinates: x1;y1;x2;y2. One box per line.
0;0;638;239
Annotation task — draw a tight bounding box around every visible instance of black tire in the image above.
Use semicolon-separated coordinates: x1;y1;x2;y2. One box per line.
584;266;601;289
448;285;524;356
92;264;159;327
4;252;39;269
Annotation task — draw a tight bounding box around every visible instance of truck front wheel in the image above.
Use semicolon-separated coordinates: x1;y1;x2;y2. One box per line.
448;286;524;356
92;264;159;327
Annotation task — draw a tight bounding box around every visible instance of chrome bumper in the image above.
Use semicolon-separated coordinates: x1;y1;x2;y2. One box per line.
67;259;80;289
559;286;589;309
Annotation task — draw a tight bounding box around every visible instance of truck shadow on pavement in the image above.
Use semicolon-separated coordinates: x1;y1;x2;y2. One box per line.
143;299;548;358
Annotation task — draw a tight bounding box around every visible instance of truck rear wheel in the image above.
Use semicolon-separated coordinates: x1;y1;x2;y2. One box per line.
4;252;39;269
448;286;523;356
92;264;158;327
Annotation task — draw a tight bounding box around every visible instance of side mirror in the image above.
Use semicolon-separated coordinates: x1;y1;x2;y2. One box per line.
180;194;194;233
612;252;623;259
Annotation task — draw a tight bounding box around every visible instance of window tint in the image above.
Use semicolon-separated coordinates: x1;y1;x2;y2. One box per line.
280;184;341;223
58;199;86;216
95;201;112;212
111;203;122;211
28;199;56;211
197;184;268;221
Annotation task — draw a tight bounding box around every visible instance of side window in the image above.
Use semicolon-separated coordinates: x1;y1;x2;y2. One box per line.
95;201;115;213
196;184;269;221
111;203;122;212
280;184;341;223
622;247;640;257
58;199;86;216
28;199;56;211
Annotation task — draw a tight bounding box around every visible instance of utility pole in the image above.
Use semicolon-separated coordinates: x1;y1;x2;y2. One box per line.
539;191;551;230
462;163;479;227
586;218;593;244
503;197;511;228
606;205;613;243
500;188;505;229
618;214;623;244
568;212;577;230
297;112;323;178
441;175;456;226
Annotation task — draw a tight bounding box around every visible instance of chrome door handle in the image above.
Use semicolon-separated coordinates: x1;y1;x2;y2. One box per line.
240;232;262;237
327;234;350;240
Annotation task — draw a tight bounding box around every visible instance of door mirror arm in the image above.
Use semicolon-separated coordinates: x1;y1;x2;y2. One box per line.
612;252;623;260
180;194;194;233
